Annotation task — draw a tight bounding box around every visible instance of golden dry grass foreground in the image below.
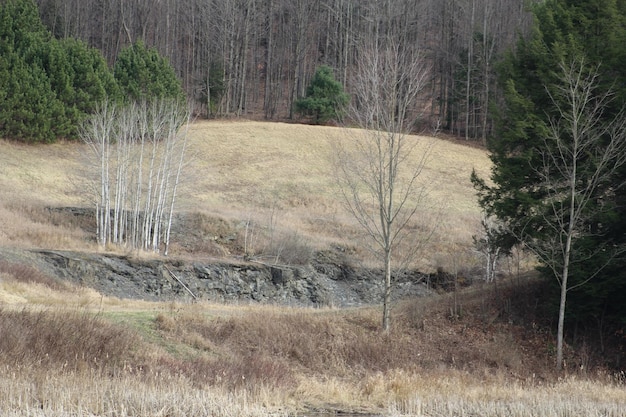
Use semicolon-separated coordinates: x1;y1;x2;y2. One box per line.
0;121;625;416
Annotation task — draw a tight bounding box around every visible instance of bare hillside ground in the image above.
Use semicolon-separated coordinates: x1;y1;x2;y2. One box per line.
0;120;493;271
0;121;624;416
182;121;491;267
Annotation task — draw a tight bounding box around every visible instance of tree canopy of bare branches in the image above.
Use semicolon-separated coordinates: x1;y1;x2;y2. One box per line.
336;39;434;331
35;0;533;138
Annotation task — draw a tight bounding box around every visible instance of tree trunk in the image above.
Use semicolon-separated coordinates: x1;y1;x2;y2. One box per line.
465;0;475;140
382;248;392;332
263;0;274;119
557;149;578;371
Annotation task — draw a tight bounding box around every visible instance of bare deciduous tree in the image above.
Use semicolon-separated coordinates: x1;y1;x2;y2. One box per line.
336;39;433;331
521;58;626;370
35;0;533;135
473;213;503;284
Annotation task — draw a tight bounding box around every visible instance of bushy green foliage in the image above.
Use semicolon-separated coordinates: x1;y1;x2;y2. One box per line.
47;38;120;128
295;65;349;124
0;0;48;48
0;0;119;142
475;0;626;327
0;50;62;142
114;40;185;104
0;0;56;141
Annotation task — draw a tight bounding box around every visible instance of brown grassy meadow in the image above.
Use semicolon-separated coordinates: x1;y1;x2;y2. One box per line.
0;121;624;416
0;120;493;270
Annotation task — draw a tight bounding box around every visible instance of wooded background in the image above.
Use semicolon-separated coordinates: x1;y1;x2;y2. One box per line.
34;0;533;140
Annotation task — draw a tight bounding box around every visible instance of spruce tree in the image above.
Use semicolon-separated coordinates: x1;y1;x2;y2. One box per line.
295;65;349;124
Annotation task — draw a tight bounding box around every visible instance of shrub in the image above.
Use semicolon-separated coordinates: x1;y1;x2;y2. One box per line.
0;309;139;368
0;260;68;291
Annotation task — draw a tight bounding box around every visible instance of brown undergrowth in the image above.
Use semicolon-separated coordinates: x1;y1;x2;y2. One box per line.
0;276;624;415
152;277;556;385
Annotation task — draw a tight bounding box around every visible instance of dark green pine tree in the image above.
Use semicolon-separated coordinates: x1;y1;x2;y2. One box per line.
295;65;349;124
66;39;121;110
114;40;186;104
0;0;64;142
473;0;626;348
42;37;120;138
0;0;48;52
0;0;119;141
0;51;63;142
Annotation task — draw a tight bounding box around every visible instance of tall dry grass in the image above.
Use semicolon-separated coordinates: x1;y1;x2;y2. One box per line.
0;122;623;415
0;310;135;374
0;366;286;417
0;290;624;416
0;259;623;415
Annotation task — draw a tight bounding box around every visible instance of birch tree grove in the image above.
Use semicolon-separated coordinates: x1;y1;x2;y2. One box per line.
81;99;190;254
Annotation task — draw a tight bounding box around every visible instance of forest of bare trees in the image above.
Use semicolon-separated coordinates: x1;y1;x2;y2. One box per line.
35;0;534;140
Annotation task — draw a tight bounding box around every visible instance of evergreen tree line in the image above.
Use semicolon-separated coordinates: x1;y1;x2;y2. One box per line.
0;0;184;143
32;0;534;140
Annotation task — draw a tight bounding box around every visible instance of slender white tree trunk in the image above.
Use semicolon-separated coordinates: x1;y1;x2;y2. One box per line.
82;100;189;253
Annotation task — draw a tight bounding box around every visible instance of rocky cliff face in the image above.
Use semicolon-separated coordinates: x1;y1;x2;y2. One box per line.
1;248;430;307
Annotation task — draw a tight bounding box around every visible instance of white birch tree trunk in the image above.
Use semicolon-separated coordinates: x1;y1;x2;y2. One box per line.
82;99;190;253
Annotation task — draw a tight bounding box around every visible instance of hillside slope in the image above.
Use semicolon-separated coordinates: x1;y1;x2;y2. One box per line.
0;120;492;273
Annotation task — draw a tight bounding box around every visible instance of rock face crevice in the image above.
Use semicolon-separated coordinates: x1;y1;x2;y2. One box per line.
0;248;430;307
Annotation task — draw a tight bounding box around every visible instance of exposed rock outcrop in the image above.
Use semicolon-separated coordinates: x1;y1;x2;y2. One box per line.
0;247;430;307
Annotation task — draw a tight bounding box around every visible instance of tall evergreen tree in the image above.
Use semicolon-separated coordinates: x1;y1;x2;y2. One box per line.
0;0;48;50
0;50;62;142
0;0;119;141
473;0;626;368
43;37;120;137
0;0;62;142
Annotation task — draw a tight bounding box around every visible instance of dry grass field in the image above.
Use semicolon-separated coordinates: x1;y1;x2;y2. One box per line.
0;120;493;270
0;120;624;416
181;121;491;269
